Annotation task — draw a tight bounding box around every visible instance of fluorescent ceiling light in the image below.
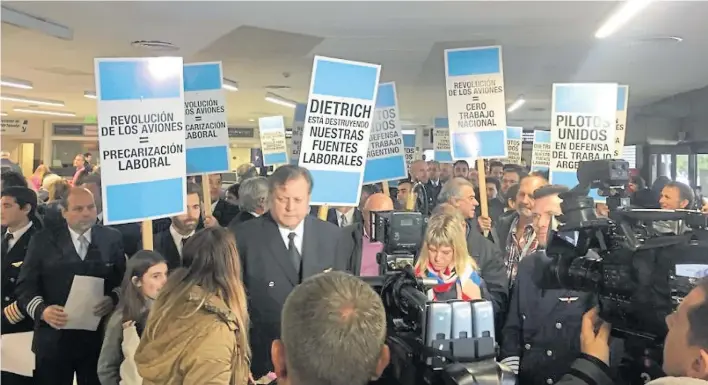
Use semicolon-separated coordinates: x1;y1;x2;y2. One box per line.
1;77;33;90
507;97;526;113
84;91;97;99
0;111;7;116
595;0;654;39
402;129;415;135
222;79;239;92
1;5;73;40
13;107;75;117
0;93;64;107
265;92;296;109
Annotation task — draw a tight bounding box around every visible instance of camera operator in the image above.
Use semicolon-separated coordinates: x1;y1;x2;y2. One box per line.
500;184;596;385
270;271;390;385
656;181;695;235
558;277;708;385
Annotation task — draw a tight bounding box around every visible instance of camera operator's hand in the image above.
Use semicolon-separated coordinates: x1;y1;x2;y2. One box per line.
702;202;708;214
580;307;611;365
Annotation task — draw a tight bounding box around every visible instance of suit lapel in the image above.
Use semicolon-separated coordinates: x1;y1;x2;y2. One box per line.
301;216;321;279
264;215;298;285
57;226;82;262
1;226;35;275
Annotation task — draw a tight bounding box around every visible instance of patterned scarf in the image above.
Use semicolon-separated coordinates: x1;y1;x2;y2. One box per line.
415;262;483;301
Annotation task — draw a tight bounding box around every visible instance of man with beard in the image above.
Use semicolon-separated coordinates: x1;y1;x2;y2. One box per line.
147;182;218;269
16;187;125;385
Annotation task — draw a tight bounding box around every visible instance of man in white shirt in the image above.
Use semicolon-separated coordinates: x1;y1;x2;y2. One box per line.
232;165;350;377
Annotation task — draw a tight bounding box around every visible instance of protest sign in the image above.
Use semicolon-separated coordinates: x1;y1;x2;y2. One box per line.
614;85;629;158
531;130;551;172
433;117;452;163
290;103;307;164
298;56;381;206
550;83;617;199
95;57;187;225
444;46;507;161
183;62;229;175
259;116;288;166
363;82;406;184
403;130;419;169
503;126;523;165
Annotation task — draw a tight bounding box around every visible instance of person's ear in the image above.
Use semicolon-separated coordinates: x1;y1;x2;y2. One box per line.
372;344;390;380
690;348;708;379
131;276;142;288
680;199;689;209
271;339;287;379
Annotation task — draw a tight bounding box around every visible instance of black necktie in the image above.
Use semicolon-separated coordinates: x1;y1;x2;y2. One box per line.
181;237;190;247
2;233;13;255
288;232;301;276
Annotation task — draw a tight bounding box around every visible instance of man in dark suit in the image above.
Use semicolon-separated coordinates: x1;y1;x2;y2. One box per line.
206;173;240;227
227;176;268;229
1;187;39;385
232;165;348;377
325;206;363;227
144;182;215;270
16;187;125;385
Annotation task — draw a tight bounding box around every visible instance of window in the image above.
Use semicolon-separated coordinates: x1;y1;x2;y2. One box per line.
51;140;99;177
676;154;690;186
699;154;708;187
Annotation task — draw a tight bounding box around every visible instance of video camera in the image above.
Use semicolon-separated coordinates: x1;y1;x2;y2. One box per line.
535;159;708;383
369;210;426;275
363;267;514;385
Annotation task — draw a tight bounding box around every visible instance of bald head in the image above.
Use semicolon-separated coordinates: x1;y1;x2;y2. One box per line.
410;160;428;183
364;193;394;212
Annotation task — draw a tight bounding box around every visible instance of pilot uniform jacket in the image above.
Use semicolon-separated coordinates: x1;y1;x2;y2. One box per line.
500;250;594;385
1;224;38;335
16;224;126;357
232;213;348;377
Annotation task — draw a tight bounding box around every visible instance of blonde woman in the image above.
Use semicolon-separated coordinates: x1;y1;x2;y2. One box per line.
29;164;50;191
414;211;485;301
135;227;251;385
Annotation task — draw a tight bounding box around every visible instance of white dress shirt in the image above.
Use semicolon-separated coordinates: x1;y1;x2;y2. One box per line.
278;220;305;255
169;225;195;257
211;199;219;213
336;208;355;227
250;211;261;218
5;221;33;251
68;227;92;260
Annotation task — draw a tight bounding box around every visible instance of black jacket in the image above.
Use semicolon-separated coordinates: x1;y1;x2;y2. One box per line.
212;199;240;227
465;225;508;326
16;225;126;356
556;354;616;385
500;250;595;385
227;211;258;230
232;214;350;377
2;224;38;335
493;211;518;248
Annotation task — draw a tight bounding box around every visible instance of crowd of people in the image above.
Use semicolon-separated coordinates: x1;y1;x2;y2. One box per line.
1;153;707;385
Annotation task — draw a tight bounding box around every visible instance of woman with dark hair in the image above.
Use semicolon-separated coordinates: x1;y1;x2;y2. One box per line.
98;251;168;385
135;227;251;385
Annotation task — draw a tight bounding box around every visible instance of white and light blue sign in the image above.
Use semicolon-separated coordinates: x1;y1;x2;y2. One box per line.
363;82;406;184
550;83;617;200
614;85;629;158
259;116;288;166
94;57;187;225
290;103;307;165
531;130;551;172
402;129;420;168
444;46;507;161
298;56;381;206
503;126;523;165
183;62;229;175
433;117;452;163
